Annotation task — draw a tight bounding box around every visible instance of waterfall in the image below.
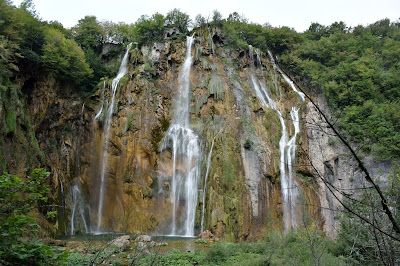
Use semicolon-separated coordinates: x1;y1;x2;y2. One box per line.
279;70;305;102
160;36;200;236
267;50;305;101
70;102;91;235
249;46;303;232
283;107;301;229
94;81;106;120
70;185;77;234
71;184;90;234
58;173;66;235
97;43;132;231
267;50;281;96
200;129;221;232
207;27;215;54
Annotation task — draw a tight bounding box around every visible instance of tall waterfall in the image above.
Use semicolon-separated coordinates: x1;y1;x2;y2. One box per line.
283;107;301;229
97;43;132;231
70;103;91;235
249;46;303;232
160;36;200;236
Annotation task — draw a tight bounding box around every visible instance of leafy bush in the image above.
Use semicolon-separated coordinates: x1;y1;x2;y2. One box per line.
0;169;68;265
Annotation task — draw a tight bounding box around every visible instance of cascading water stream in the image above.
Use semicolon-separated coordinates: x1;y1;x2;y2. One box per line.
160;36;200;236
97;43;132;231
58;172;66;235
249;46;303;232
283;107;301;229
200;129;222;232
94;81;106;120
266;50;281;96
267;50;305;102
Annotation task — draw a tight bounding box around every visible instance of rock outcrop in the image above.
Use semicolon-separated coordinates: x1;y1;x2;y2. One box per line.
1;27;392;241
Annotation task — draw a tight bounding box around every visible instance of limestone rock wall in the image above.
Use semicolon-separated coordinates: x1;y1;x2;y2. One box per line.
2;28;391;240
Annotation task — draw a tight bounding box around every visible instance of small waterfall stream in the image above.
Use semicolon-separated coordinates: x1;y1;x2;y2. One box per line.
160;36;201;236
71;184;90;234
200;129;222;232
249;45;303;232
97;43;132;231
94;81;106;121
58;172;66;235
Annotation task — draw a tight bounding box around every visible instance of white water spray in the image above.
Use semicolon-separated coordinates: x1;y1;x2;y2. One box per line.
97;43;132;231
160;36;200;236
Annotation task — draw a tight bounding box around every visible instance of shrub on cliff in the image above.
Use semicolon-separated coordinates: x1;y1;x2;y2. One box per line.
42;27;93;87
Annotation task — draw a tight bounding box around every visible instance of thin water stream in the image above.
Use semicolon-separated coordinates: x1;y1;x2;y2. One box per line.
249;46;303;232
97;43;132;231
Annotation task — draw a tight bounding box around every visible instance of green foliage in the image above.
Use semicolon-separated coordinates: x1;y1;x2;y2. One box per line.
101;21;131;44
42;27;93;86
132;13;165;46
221;11;302;55
280;19;400;159
195;14;206;28
0;169;68;265
243;139;253;150
5;110;17;134
296;172;314;185
144;61;155;75
133;230;347;265
71;16;104;51
211;10;224;28
135;249;205;265
166;8;191;34
0;36;20;87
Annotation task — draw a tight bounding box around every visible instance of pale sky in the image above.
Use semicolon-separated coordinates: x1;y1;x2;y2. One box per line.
12;0;400;32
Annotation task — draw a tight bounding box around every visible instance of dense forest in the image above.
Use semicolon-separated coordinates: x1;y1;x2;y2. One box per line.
1;0;399;264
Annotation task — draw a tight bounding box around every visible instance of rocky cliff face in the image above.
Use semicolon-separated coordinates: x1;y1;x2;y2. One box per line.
1;28;392;240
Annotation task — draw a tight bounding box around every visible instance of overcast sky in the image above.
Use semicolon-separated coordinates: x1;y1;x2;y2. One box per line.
11;0;400;32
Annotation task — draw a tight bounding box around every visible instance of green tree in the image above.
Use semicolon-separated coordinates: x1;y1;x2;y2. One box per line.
165;8;191;34
72;15;104;52
195;14;206;28
131;13;165;46
212;9;224;27
0;36;20;87
42;27;93;87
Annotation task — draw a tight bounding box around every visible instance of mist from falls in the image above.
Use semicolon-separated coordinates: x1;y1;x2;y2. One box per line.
249;45;303;232
159;36;201;237
96;43;132;232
